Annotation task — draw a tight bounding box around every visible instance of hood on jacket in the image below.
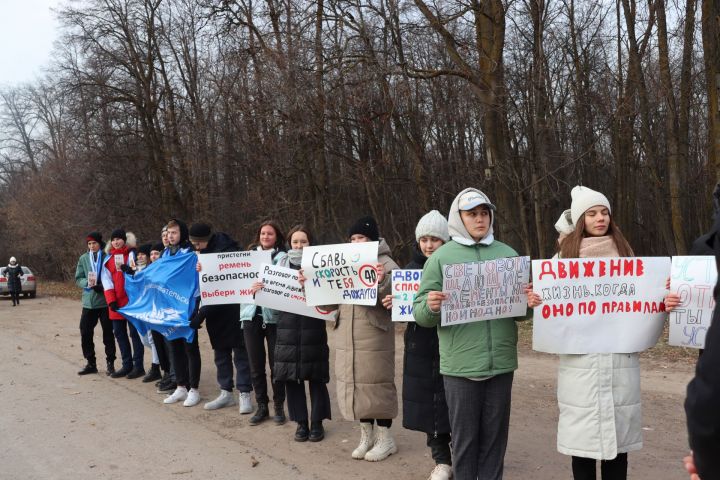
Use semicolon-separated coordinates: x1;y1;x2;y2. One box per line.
202;232;239;254
447;187;495;246
168;218;192;250
378;238;392;257
406;244;428;269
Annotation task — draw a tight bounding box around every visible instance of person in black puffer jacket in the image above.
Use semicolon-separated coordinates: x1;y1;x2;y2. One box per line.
190;223;254;415
681;185;720;480
382;210;453;480
273;225;331;443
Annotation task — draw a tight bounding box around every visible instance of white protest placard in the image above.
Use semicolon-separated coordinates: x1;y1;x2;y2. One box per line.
254;264;339;321
669;256;717;349
391;269;422;322
301;242;379;306
197;250;271;305
532;257;670;354
441;257;530;327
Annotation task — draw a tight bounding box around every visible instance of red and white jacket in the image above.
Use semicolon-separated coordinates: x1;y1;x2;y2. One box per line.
101;246;134;320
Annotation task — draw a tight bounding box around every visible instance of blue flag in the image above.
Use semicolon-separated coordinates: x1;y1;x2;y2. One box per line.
120;252;199;343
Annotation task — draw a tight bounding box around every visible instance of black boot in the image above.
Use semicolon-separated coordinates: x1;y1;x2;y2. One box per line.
309;421;325;442
110;365;132;378
106;361;115;376
294;421;309;442
126;367;146;379
156;377;176;394
249;403;269;426
273;402;287;425
142;364;162;383
78;362;98;375
156;371;170;387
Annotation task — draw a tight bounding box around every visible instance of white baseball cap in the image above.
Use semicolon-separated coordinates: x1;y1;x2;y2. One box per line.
457;190;496;211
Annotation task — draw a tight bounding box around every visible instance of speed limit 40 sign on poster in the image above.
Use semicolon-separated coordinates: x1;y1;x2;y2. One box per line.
301;242;379;306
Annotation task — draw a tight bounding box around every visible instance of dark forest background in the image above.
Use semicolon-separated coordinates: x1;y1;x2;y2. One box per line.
0;0;718;279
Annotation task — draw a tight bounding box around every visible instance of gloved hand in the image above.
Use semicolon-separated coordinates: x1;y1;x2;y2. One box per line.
120;264;134;275
189;306;207;330
189;315;204;330
92;285;104;293
109;301;119;312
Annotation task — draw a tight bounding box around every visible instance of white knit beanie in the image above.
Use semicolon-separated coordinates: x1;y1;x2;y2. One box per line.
570;186;611;226
415;210;450;243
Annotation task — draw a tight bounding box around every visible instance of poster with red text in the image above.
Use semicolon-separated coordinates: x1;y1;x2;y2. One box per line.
531;257;670;354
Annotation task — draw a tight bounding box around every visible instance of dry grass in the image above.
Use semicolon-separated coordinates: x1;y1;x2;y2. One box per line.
39;280;82;301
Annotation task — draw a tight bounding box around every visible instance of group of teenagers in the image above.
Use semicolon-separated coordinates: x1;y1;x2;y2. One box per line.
71;185;720;480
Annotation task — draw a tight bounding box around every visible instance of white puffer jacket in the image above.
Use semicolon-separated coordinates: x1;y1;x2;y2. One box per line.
557;352;643;459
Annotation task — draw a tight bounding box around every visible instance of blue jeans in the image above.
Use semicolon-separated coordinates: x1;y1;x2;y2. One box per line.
112;319;144;370
214;347;252;393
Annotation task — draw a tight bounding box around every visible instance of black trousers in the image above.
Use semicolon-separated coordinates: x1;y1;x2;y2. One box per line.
170;336;201;389
151;330;172;373
243;315;285;405
427;433;453;466
285;380;331;423
360;419;393;427
79;307;116;364
10;290;20;305
571;454;628;480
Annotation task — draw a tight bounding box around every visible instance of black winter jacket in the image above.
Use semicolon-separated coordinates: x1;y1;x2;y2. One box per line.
402;247;451;435
5;265;23;293
274;263;330;383
686;216;720;479
197;232;244;350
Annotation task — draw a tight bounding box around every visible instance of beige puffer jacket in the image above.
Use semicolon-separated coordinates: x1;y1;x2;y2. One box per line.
331;238;399;421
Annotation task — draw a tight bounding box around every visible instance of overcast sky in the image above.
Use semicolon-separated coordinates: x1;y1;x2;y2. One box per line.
0;0;62;86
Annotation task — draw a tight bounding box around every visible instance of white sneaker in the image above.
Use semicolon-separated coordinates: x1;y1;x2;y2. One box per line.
163;386;188;404
183;388;201;407
428;464;453;480
364;425;398;461
204;390;235;410
351;422;375;459
239;391;253;414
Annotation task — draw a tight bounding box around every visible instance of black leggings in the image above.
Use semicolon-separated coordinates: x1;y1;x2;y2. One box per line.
151;330;172;373
243;315;284;405
572;454;627;480
170;336;201;389
360;419;392;428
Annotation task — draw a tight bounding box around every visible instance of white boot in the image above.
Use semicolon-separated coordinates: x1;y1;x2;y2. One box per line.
163;386;188;404
428;464;453;480
351;422;375;459
204;390;235;410
364;425;398;462
238;391;253;414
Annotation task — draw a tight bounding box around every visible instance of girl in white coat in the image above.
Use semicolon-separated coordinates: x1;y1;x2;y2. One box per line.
527;186;639;480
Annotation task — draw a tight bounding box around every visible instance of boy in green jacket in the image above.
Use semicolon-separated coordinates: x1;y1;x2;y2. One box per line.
75;232;116;375
413;188;522;480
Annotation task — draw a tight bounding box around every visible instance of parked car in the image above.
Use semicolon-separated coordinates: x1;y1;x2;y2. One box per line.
0;266;37;298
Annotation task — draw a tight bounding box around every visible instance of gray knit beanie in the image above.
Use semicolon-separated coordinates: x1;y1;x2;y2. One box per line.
415;210;450;243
